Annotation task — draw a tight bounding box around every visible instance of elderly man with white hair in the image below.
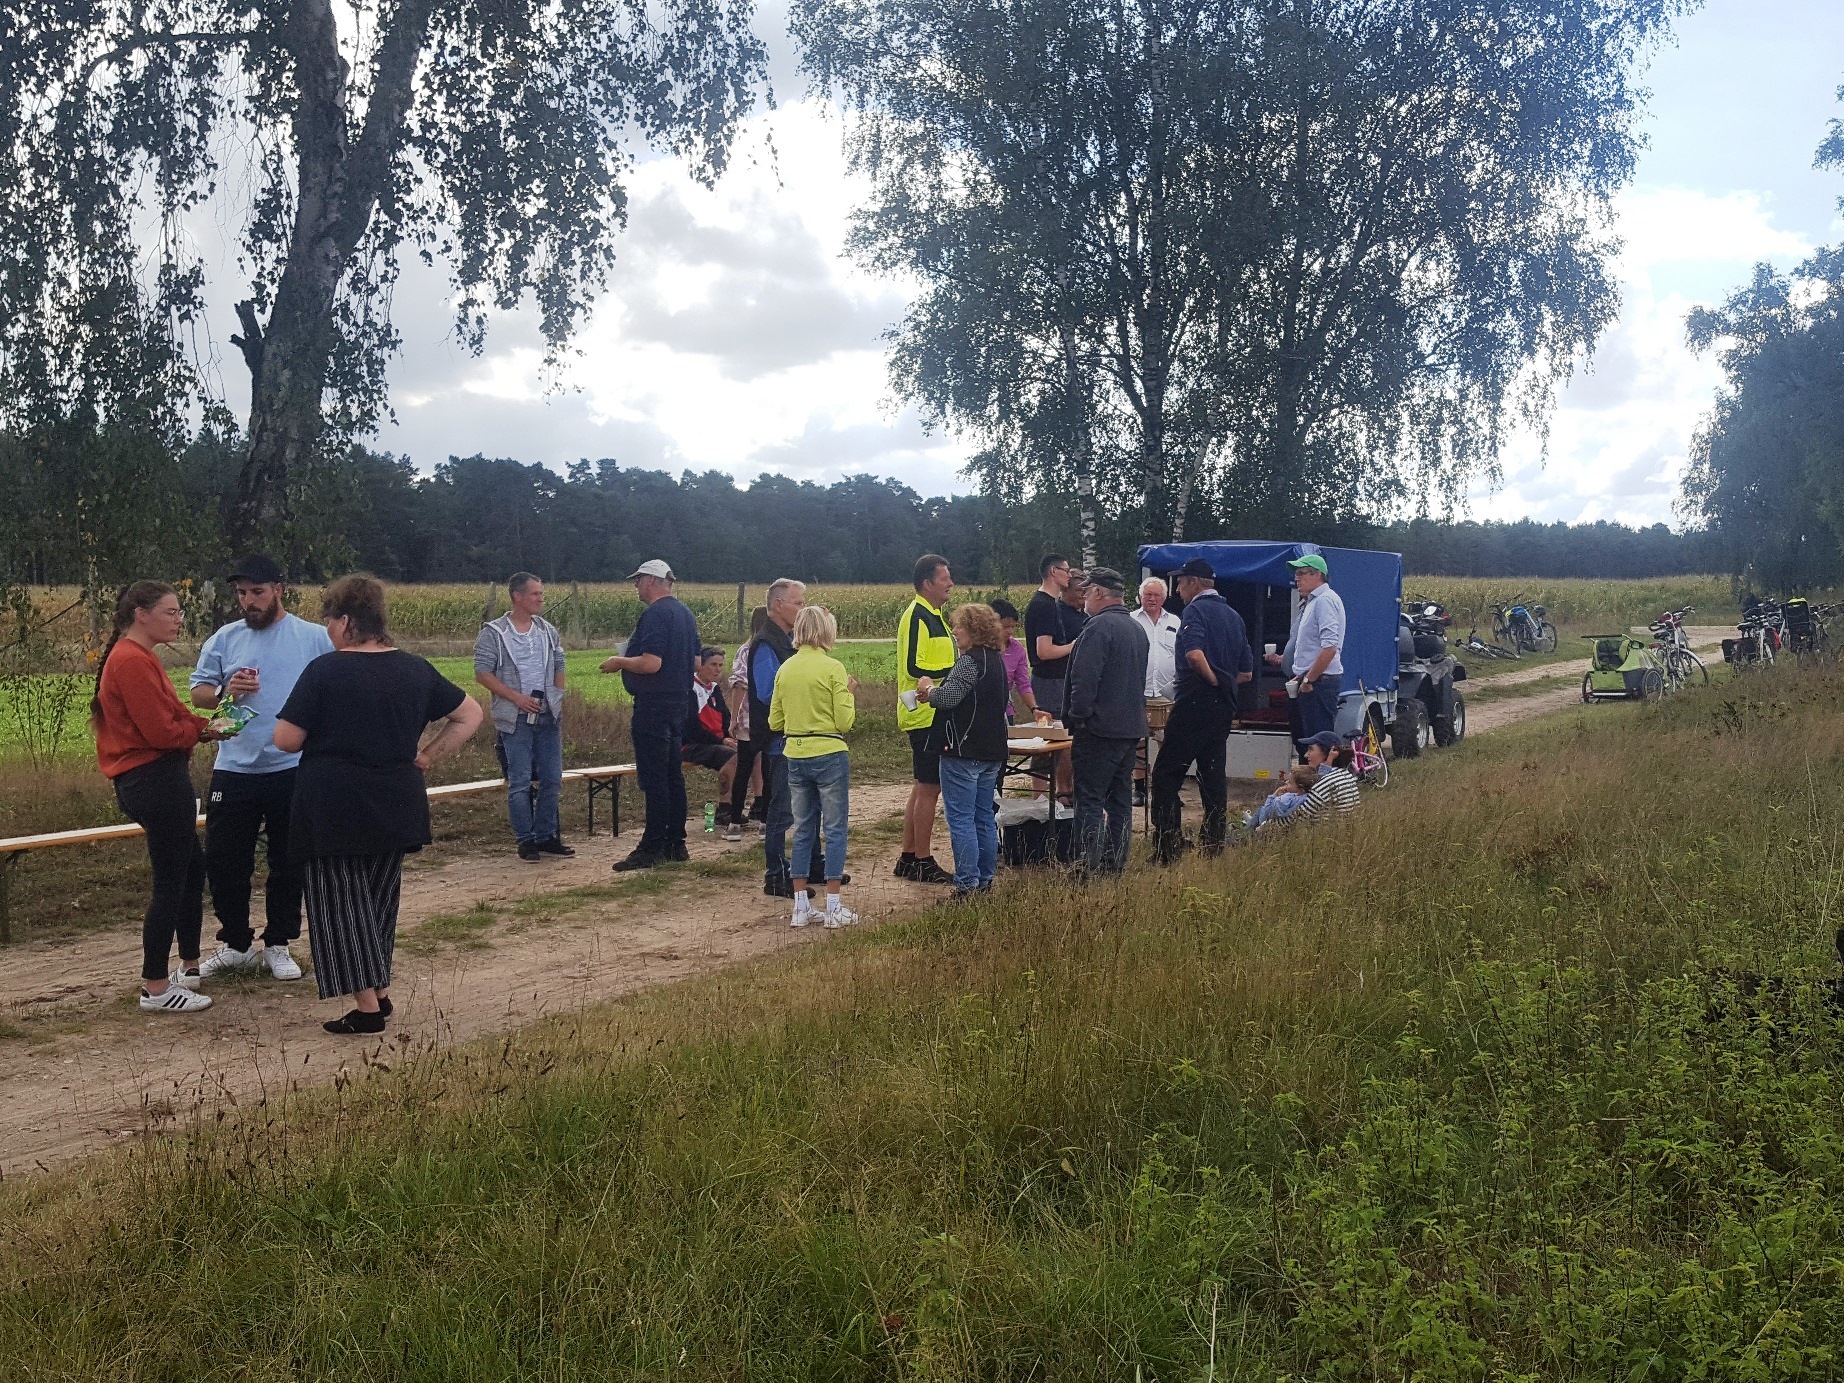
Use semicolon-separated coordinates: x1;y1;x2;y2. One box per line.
1130;576;1182;700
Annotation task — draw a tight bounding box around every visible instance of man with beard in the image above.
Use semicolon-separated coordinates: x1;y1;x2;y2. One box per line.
190;555;334;982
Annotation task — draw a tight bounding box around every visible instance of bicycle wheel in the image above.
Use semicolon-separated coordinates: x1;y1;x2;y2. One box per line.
1673;649;1708;686
1536;620;1559;653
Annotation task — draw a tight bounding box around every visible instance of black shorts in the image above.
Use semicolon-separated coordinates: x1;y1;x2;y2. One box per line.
681;742;736;771
908;727;940;785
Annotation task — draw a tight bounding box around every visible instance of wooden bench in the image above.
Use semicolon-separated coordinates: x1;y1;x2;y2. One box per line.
0;763;639;942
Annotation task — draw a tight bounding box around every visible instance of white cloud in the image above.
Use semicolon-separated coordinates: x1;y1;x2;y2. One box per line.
1470;184;1815;531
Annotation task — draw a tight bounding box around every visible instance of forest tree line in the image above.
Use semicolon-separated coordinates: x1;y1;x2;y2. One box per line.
0;430;1725;589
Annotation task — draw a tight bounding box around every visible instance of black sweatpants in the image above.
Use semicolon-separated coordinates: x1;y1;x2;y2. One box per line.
1152;695;1233;859
113;752;205;982
205;768;303;952
729;736;761;824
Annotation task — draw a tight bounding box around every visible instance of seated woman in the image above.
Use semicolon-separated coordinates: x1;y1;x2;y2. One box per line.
1294;731;1361;820
274;574;483;1034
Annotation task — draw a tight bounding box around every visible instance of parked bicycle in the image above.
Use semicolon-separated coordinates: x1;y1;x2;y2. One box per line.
1648;608;1707;690
1458;628;1519;660
1723;599;1781;670
1489;593;1558;655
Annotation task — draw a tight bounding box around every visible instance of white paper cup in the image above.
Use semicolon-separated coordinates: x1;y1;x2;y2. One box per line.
900;689;919;711
1263;643;1277;656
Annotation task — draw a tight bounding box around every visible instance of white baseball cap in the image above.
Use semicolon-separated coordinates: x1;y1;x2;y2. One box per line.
627;559;674;580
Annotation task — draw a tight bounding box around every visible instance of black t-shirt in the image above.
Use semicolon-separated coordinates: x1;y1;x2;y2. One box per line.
278;650;468;859
1061;601;1089;641
623;595;700;722
1025;591;1070;678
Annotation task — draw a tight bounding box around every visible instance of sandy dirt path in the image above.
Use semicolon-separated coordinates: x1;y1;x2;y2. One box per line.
0;782;930;1176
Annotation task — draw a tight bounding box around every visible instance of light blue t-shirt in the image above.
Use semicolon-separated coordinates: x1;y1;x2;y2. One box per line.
190;613;335;774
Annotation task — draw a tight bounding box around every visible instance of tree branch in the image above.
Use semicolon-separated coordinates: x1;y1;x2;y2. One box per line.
82;30;257;85
333;0;440;254
230;300;265;388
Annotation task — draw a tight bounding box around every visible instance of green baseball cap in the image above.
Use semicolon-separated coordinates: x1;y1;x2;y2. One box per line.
1287;553;1329;575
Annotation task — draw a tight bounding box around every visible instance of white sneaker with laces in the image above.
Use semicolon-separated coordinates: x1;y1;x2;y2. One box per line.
824;905;860;929
141;985;212;1014
263;944;304;981
172;965;203;991
198;944;260;980
723;822;744;842
789;911;811;928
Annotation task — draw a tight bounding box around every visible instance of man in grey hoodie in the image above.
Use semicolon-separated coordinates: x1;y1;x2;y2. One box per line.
1064;567;1149;874
474;572;572;861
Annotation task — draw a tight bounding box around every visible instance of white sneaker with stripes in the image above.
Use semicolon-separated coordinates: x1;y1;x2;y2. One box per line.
140;985;213;1014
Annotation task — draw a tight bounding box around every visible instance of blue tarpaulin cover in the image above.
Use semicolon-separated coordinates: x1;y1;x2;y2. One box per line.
1136;540;1404;696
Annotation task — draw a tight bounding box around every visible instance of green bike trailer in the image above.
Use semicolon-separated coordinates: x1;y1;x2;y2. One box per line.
1581;634;1663;702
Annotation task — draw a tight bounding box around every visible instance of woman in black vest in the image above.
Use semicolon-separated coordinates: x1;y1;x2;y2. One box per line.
916;603;1011;899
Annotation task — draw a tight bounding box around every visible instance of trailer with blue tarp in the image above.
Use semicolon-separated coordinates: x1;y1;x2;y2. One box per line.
1136;539;1405;765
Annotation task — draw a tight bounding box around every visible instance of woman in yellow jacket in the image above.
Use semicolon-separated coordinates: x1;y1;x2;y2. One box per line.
768;605;858;927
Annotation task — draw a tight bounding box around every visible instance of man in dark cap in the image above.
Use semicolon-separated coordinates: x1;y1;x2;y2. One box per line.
189;554;333;983
1151;557;1253;863
1063;567;1148;873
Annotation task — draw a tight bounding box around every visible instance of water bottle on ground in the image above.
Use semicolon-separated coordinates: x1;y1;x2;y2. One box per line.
703;801;716;833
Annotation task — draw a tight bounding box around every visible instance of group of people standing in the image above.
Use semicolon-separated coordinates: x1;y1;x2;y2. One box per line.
92;547;1359;1023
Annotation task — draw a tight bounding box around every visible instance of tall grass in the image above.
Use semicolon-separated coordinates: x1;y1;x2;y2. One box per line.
5;665;1844;1376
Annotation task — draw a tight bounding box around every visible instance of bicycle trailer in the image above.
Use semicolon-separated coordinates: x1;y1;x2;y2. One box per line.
1581;634;1662;701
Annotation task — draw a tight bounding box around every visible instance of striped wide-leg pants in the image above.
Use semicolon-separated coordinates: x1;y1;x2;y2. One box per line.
303;851;405;1001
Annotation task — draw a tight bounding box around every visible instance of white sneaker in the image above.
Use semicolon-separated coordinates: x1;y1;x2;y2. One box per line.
141;985;212;1014
263;944;304;981
723;822;744;842
172;964;203;991
790;909;812;928
824;905;860;929
198;944;261;980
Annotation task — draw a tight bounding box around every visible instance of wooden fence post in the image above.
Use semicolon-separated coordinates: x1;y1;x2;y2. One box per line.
736;582;746;639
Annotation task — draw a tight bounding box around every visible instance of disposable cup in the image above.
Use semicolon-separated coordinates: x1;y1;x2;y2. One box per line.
900;689;919;711
1263;643;1277;656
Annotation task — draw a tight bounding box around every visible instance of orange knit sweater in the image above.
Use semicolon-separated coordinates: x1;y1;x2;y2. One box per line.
94;638;209;779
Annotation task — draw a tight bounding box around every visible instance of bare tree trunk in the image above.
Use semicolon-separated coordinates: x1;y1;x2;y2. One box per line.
227;0;437;558
1058;273;1099;570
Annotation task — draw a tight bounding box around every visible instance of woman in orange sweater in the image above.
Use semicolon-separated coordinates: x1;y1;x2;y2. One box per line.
93;581;225;1014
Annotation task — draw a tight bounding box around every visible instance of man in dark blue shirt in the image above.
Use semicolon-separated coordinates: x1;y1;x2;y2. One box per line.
1152;557;1254;863
601;559;701;870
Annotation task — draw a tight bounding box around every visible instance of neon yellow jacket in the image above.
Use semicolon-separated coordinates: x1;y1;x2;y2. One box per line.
768;647;855;759
896;594;955;732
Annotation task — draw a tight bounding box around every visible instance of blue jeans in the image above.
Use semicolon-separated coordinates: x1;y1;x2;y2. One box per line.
499;716;562;845
787;751;850;883
1296;673;1343;738
1251;791;1307;829
631;711;687;856
938;755;1000;891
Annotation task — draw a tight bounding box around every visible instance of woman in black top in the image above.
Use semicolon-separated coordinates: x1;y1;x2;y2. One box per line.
274;575;483;1034
916;603;1011;900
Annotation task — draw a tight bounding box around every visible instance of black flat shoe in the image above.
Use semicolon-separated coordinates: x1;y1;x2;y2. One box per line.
378;995;393;1018
538;838;576;857
613;851;660;873
324;1008;386;1035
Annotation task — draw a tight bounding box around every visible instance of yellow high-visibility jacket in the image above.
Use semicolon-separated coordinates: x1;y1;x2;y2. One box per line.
896;594;955;732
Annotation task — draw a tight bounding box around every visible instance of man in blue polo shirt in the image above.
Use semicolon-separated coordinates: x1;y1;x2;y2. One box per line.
190;554;334;983
601;559;700;872
1151;557;1253;864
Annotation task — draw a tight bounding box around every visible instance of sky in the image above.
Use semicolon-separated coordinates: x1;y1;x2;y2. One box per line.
213;0;1844;529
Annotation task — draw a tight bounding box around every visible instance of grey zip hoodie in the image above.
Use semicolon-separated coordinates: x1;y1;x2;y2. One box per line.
473;614;566;734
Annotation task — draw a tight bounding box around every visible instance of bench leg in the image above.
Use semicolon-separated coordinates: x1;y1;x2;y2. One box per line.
0;854;17;946
612;778;621;838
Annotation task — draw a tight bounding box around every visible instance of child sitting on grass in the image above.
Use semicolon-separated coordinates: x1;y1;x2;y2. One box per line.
1243;764;1318;832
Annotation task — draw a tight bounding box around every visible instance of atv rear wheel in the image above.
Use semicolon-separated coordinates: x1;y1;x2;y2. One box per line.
1390;695;1430;758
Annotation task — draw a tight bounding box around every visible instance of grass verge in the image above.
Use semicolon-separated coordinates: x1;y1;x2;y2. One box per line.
5;667;1844;1377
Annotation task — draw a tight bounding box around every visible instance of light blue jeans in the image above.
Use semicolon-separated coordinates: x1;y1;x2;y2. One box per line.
499;715;562;845
938;755;1001;891
788;751;850;883
1250;790;1308;830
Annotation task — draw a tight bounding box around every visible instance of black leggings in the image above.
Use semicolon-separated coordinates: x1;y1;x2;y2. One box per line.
113;753;205;981
730;736;763;822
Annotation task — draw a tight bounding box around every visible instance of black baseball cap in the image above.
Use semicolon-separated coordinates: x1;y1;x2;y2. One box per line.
228;554;284;584
1177;557;1215;579
1086;566;1126;593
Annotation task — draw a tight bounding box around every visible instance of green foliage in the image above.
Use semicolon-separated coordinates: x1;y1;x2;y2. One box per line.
799;0;1691;543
